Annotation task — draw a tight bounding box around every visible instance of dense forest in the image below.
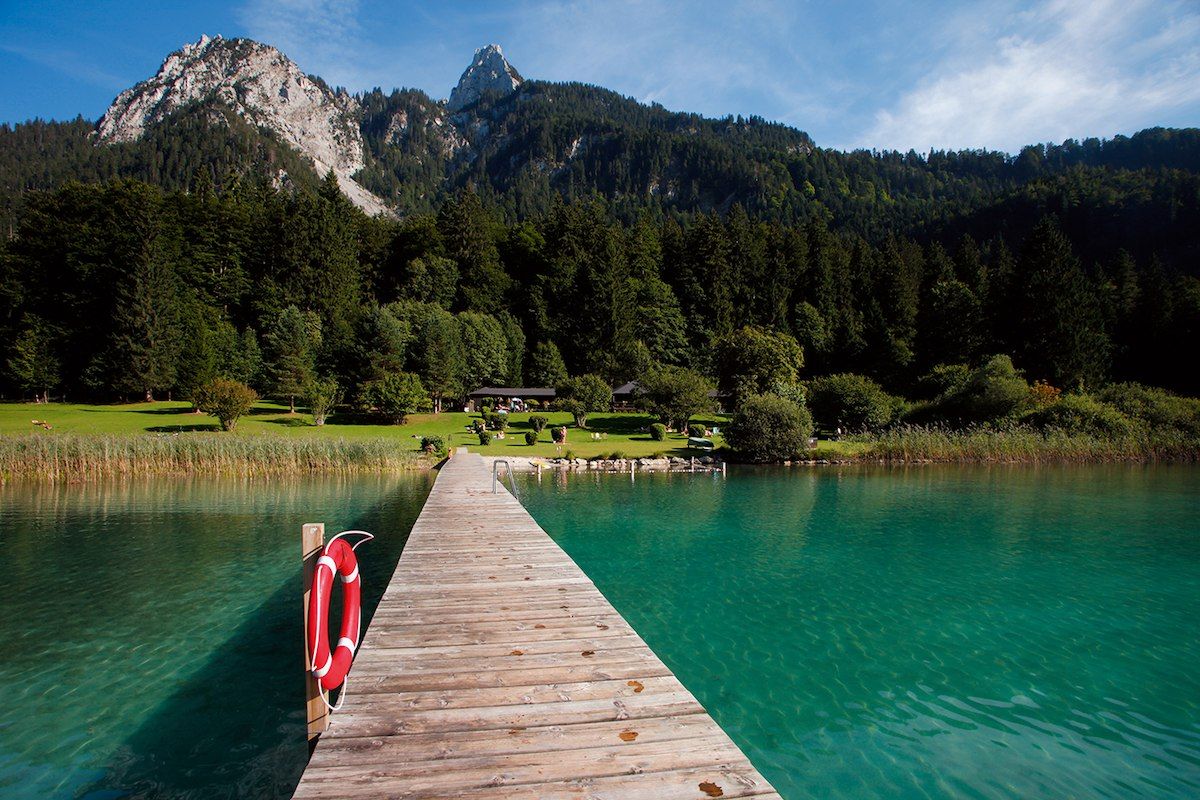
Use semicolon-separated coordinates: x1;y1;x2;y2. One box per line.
1;165;1196;413
1;77;1198;436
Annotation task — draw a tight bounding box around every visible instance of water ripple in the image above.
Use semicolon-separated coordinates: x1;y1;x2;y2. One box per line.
523;463;1200;800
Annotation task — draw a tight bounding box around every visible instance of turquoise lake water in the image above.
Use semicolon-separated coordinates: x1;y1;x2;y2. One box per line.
1;466;1196;799
0;475;431;800
520;465;1200;799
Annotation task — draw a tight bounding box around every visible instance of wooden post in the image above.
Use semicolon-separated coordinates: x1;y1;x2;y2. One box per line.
302;522;328;742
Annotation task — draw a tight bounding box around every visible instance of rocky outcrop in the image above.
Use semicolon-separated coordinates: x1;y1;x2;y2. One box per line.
447;44;523;112
95;35;388;215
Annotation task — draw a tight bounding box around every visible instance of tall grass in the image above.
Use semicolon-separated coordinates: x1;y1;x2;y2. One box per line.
857;424;1200;463
0;434;428;483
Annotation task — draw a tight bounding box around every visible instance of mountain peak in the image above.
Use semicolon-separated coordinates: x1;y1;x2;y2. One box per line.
94;35;388;215
447;44;523;111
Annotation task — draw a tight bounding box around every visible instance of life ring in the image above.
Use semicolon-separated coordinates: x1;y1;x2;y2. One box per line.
307;536;363;691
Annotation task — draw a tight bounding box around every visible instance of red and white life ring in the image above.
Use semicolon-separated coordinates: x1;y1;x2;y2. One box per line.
307;535;365;692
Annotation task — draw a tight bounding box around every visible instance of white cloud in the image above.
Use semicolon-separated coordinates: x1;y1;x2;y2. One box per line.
505;0;824;122
0;42;128;90
859;0;1200;153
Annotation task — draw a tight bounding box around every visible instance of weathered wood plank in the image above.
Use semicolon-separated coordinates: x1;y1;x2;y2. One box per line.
292;450;777;799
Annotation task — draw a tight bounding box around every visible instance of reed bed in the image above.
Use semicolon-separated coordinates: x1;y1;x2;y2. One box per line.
0;434;429;483
857;424;1200;463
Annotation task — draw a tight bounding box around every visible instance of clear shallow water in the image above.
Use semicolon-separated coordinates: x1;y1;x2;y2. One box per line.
520;465;1200;800
0;474;431;800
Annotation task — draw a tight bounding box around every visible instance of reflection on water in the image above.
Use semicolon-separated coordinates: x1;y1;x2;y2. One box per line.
0;474;431;800
522;464;1200;800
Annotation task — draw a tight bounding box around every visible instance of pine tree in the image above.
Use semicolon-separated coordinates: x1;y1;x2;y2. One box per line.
438;188;510;313
6;316;60;402
414;309;465;413
109;233;182;401
264;306;322;412
1012;216;1110;388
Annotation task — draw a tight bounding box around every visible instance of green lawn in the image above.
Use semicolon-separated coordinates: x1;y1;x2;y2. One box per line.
1;401;736;459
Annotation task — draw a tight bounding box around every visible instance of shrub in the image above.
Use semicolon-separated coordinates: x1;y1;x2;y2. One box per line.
913;355;1032;426
724;394;814;463
768;378;807;409
1023;394;1135;437
555;374;612;428
364;372;426;424
419;435;447;455
1098;382;1200;437
305;376;342;426
914;363;971;399
687;423;706;438
1028;380;1062;408
195;378;258;432
477;429;493;445
807;373;899;431
649;423;667;441
524;431;538;445
551;426;568;443
563;448;577;460
529;414;549;432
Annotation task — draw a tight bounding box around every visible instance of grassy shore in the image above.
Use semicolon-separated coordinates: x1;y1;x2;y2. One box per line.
837;425;1200;463
3;402;1192;483
0;401;741;482
0;433;431;483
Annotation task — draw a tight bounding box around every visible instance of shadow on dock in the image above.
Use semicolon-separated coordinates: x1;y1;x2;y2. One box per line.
75;477;432;800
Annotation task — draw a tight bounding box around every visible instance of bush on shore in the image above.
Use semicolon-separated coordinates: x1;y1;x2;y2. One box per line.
1022;394;1133;437
420;435;447;456
908;355;1032;426
1097;382;1200;436
195;378;258;431
725;394;813;463
807;373;900;431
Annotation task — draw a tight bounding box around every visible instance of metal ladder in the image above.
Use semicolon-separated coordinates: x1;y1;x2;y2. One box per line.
492;459;519;499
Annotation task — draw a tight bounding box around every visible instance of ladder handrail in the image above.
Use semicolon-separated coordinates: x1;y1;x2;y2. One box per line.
492;459;518;498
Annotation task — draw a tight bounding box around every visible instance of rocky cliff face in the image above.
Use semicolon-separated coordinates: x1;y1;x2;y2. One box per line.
95;35;388;215
90;38;809;219
447;44;523;112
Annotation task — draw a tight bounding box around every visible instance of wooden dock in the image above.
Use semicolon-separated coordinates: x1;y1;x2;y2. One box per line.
293;450;780;799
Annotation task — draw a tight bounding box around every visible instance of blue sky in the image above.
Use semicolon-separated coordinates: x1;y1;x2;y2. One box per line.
1;0;1197;153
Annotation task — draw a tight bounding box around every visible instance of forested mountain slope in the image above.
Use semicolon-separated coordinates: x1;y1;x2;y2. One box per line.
1;37;1198;408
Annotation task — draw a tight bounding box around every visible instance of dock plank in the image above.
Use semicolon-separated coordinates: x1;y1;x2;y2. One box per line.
293;450;777;800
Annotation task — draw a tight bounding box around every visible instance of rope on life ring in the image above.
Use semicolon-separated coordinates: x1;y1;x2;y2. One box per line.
307;530;373;712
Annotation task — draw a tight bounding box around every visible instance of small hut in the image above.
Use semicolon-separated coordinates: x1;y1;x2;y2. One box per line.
466;387;556;412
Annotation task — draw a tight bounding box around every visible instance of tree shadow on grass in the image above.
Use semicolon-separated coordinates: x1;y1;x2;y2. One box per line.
83;406;194;416
248;407;291;417
75;479;431;800
144;424;221;433
585;415;656;435
261;417;311;428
